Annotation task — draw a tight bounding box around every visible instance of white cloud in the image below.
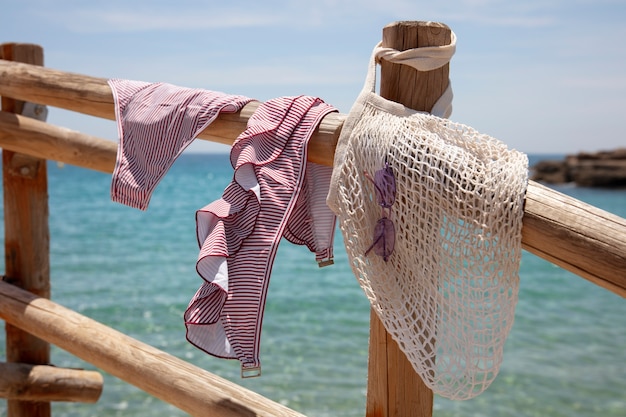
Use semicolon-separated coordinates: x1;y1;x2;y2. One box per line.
41;7;283;33
31;0;566;34
561;75;626;90
355;0;559;28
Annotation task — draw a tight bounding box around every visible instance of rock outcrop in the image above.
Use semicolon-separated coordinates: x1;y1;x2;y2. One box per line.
531;148;626;187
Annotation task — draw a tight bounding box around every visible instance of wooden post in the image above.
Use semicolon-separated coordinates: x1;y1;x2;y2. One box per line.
1;43;51;417
366;21;453;417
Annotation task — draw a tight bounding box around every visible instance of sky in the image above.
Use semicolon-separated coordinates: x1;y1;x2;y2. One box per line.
1;0;625;155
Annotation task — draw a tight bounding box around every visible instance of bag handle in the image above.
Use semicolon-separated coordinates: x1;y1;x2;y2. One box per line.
362;31;457;118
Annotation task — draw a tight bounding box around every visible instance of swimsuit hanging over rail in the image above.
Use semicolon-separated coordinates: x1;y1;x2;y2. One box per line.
185;95;337;376
108;80;337;376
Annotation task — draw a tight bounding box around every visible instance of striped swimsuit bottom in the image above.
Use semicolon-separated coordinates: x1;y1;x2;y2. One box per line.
109;79;337;376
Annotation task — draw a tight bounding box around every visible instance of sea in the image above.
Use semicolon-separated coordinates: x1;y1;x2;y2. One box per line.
0;153;624;417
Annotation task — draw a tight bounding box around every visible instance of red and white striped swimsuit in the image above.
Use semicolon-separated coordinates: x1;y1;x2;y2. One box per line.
108;79;253;210
185;96;337;376
109;81;337;376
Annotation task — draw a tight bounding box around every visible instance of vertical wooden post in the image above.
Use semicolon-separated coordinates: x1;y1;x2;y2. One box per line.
1;43;51;417
365;21;452;417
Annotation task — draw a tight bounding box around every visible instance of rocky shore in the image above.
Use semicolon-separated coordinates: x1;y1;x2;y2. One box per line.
531;148;626;187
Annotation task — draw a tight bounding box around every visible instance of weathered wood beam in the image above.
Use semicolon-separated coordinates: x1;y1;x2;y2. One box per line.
0;60;343;166
0;280;307;417
0;362;103;403
522;180;626;296
0;110;117;173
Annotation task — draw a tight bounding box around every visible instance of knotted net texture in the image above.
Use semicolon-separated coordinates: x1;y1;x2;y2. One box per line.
327;38;528;400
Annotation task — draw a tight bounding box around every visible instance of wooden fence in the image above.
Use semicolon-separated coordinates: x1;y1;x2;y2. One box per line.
0;21;624;417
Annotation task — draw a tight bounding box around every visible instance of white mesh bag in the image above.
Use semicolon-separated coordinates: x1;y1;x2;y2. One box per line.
327;37;528;400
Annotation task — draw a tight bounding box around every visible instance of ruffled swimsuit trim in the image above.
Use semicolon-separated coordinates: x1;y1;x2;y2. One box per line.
185;95;337;374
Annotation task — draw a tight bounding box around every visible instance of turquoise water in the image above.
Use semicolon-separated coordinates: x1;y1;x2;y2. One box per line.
1;153;625;417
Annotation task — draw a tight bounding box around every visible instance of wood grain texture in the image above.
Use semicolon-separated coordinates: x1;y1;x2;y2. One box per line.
0;362;103;403
0;110;117;173
523;181;626;296
365;310;389;417
0;57;113;120
1;42;51;417
0;280;306;417
380;21;451;113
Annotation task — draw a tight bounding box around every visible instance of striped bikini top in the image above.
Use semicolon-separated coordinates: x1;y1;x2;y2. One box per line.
108;80;337;376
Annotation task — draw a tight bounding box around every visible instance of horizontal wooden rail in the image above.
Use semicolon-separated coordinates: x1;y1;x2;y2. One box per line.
0;60;344;166
0;110;117;173
521;182;626;296
1;59;625;298
0;362;103;403
0;279;306;417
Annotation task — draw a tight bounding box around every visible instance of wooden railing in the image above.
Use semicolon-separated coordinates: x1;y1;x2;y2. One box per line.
0;21;624;417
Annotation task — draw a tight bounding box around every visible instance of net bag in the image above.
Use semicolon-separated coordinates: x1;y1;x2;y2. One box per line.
327;36;528;400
